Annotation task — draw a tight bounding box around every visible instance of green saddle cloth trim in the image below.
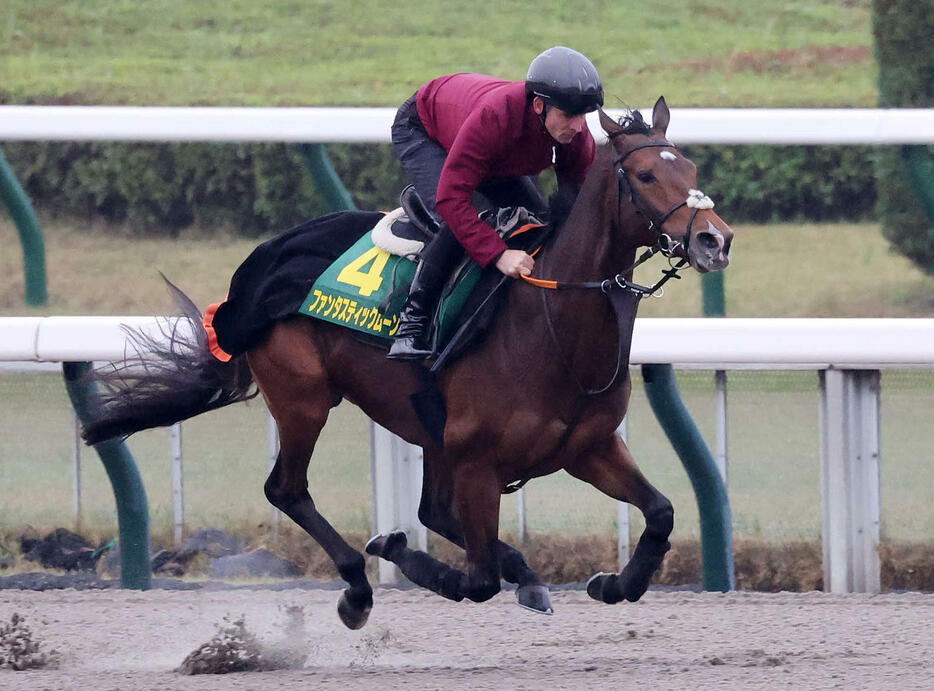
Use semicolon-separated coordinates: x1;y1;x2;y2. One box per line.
300;230;482;342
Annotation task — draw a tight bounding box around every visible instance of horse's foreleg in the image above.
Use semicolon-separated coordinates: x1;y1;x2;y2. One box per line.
417;508;551;613
450;459;503;602
566;434;673;604
366;460;503;604
414;454;552;613
364;530;467;601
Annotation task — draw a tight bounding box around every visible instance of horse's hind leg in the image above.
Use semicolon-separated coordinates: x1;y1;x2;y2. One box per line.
248;327;372;629
265;446;373;628
566;433;673;604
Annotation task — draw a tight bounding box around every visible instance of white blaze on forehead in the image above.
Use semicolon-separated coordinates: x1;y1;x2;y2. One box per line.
660;151;677;161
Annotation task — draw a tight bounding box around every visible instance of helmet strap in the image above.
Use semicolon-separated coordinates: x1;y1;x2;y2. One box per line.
539;101;548;129
535;98;553;139
532;95;561;145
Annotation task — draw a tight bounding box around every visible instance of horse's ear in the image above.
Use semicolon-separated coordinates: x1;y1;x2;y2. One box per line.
651;96;670;136
599;108;622;138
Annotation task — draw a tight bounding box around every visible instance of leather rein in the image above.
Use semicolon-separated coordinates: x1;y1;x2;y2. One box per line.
520;137;697;396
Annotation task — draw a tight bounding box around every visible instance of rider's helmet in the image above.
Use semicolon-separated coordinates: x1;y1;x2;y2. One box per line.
525;46;604;115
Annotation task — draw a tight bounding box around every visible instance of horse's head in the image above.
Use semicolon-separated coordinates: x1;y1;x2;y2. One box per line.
599;97;732;273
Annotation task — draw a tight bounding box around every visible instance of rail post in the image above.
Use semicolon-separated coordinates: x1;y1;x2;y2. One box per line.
819;368;881;593
0;146;47;306
63;361;152;589
370;423;427;584
299;143;357;212
701;272;725;317
642;363;735;591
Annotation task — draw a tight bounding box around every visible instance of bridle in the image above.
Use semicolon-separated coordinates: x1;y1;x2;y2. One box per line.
519;135;715;396
612;136;691;261
523;135;711;296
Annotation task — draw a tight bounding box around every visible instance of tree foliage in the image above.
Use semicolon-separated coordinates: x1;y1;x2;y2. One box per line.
872;0;934;274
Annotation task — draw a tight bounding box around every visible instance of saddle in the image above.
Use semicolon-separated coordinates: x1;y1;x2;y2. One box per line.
300;187;551;362
370;185;439;258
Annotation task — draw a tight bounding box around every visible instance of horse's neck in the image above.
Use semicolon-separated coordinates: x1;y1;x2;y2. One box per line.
495;157;650;398
544;160;642;280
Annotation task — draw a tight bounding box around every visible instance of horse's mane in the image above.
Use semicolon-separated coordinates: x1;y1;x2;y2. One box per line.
546;184;579;232
610;108;653;137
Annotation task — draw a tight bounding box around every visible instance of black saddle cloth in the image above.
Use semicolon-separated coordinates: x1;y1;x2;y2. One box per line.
207;211;383;358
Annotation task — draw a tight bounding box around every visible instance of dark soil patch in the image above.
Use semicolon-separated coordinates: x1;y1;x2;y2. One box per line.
178;607;307;674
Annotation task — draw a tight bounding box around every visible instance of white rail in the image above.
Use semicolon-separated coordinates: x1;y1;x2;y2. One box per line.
3;316;934;366
1;106;933;144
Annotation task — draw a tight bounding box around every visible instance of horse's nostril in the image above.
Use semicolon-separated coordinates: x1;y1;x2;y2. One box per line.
696;232;719;250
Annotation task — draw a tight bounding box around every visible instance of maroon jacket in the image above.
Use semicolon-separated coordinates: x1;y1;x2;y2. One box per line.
416;74;597;267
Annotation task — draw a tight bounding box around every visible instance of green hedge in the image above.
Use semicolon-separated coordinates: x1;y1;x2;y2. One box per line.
685;145;877;223
3;140;878;235
2;141;407;236
872;0;934;274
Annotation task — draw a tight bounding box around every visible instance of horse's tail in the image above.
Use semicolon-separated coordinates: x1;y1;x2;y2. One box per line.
80;276;257;446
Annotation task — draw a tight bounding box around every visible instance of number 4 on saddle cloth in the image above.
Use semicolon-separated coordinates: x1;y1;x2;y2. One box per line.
300;204;550;360
203;196;549;365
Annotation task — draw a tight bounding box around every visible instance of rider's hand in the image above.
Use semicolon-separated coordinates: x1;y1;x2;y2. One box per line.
495;249;535;278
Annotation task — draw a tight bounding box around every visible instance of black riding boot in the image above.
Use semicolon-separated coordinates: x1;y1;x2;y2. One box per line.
387;259;449;360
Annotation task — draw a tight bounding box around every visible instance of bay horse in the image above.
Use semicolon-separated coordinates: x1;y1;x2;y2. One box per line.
81;97;732;629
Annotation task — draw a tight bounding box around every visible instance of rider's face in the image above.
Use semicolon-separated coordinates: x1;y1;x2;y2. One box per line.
533;97;588;145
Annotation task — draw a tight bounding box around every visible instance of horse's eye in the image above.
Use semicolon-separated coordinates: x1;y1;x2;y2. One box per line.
637;171;655;184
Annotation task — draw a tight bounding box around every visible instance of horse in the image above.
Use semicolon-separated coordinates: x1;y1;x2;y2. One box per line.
80;97;733;629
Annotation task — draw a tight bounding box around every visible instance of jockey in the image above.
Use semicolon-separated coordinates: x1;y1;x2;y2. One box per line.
387;46;604;361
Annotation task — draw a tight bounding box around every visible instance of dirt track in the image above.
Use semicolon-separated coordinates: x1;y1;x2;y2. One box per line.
1;587;932;690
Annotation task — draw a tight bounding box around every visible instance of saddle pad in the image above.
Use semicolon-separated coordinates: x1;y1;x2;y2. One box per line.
300;230;481;340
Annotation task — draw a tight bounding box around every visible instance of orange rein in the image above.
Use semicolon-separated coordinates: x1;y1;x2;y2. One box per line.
519;274;559;290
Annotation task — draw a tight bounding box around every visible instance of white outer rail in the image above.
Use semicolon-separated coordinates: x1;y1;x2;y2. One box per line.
2;316;933;366
1;106;933;145
632;318;934;367
0;316;186;362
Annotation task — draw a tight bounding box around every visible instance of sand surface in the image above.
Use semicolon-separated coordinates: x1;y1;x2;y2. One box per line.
1;586;932;690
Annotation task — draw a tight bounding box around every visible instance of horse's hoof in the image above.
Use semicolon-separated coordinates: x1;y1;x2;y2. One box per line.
586;572;610;601
337;590;372;630
586;572;623;604
516;584;553;615
364;533;385;556
365;531;407;560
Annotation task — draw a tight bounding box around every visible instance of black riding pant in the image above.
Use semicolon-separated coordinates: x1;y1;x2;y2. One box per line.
391;92;546;269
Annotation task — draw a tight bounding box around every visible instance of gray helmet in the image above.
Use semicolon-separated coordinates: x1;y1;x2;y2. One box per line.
525;46;604;115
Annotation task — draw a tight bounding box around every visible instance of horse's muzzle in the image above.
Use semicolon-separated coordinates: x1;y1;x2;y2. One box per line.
689;220;731;273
